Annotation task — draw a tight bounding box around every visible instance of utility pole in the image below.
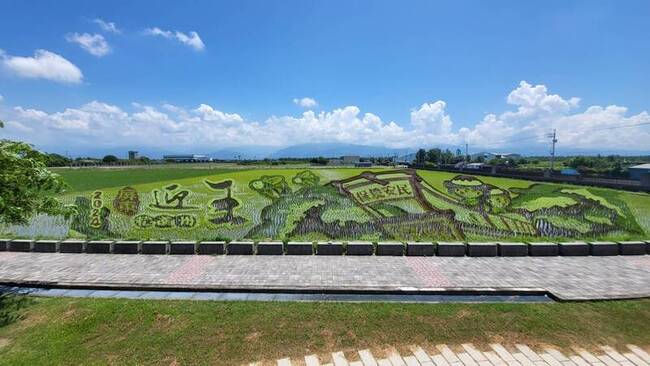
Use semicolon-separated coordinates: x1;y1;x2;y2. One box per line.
465;143;469;162
547;129;558;172
66;150;72;168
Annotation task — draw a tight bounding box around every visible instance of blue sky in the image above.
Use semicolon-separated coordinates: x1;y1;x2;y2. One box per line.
1;0;649;156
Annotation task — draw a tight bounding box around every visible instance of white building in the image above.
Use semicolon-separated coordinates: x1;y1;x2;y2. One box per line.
163;154;211;162
471;152;521;161
328;155;361;166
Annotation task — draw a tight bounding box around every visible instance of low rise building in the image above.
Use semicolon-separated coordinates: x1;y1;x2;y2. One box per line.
471;152;521;161
342;155;361;164
629;163;650;180
163;154;211;163
328;155;361;166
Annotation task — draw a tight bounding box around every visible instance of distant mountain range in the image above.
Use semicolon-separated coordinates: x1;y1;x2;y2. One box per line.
268;143;415;159
208;143;416;160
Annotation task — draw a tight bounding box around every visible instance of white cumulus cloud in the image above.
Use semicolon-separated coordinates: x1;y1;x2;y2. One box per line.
0;81;648;153
460;81;650;151
93;18;121;34
144;27;205;51
66;33;111;57
1;49;83;84
293;97;318;109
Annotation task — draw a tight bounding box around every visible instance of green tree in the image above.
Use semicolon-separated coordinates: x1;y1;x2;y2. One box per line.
44;153;71;167
102;154;119;164
415;148;427;165
426;148;441;164
441;149;454;164
309;156;328;165
0;121;73;225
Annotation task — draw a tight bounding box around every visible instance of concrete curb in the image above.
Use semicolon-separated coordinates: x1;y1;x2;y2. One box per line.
170;241;197;255
86;240;113;254
406;242;435;256
286;242;313;255
589;241;619;256
376;242;404;256
8;239;33;252
256;241;284;255
346;241;373;255
113;241;141;254
59;239;85;253
227;241;254;255
0;239;9;251
34;240;59;253
197;241;225;255
528;242;560;256
317;241;344;255
559;241;590;256
618;241;646;255
467;242;497;257
437;242;466;257
142;241;168;255
2;238;649;258
497;242;528;256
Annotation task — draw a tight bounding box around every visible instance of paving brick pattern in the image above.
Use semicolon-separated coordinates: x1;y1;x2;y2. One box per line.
258;344;650;366
164;256;216;284
0;253;648;300
405;257;452;287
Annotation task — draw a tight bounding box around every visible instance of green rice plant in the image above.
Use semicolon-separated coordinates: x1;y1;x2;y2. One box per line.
2;168;648;241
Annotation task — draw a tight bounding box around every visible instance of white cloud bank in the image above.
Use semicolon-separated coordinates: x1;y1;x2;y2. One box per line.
66;33;111;57
1;49;83;84
144;27;205;51
93;18;120;34
1;81;648;152
293;97;318;108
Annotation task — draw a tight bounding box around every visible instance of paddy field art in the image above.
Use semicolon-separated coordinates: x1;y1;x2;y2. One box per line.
2;167;650;242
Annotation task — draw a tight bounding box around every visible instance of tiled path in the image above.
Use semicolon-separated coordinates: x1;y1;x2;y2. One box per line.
0;253;649;300
264;343;650;366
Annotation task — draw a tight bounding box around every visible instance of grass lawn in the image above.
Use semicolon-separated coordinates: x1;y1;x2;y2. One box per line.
0;296;649;365
52;167;245;192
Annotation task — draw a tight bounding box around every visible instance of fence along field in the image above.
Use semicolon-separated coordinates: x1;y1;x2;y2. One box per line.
3;168;650;242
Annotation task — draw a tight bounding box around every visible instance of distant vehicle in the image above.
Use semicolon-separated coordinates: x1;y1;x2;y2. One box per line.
465;163;485;170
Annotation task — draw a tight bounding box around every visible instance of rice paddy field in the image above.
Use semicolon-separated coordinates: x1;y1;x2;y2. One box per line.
3;165;650;242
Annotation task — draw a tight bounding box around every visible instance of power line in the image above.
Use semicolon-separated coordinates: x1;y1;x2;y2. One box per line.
581;121;650;132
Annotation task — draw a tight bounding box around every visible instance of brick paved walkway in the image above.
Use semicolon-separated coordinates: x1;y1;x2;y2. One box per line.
0;253;648;300
265;343;650;366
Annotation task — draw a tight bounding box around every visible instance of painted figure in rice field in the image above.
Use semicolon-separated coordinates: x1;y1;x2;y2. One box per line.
50;168;644;241
246;169;642;241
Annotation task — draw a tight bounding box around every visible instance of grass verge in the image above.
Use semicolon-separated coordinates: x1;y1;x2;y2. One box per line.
0;297;649;365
